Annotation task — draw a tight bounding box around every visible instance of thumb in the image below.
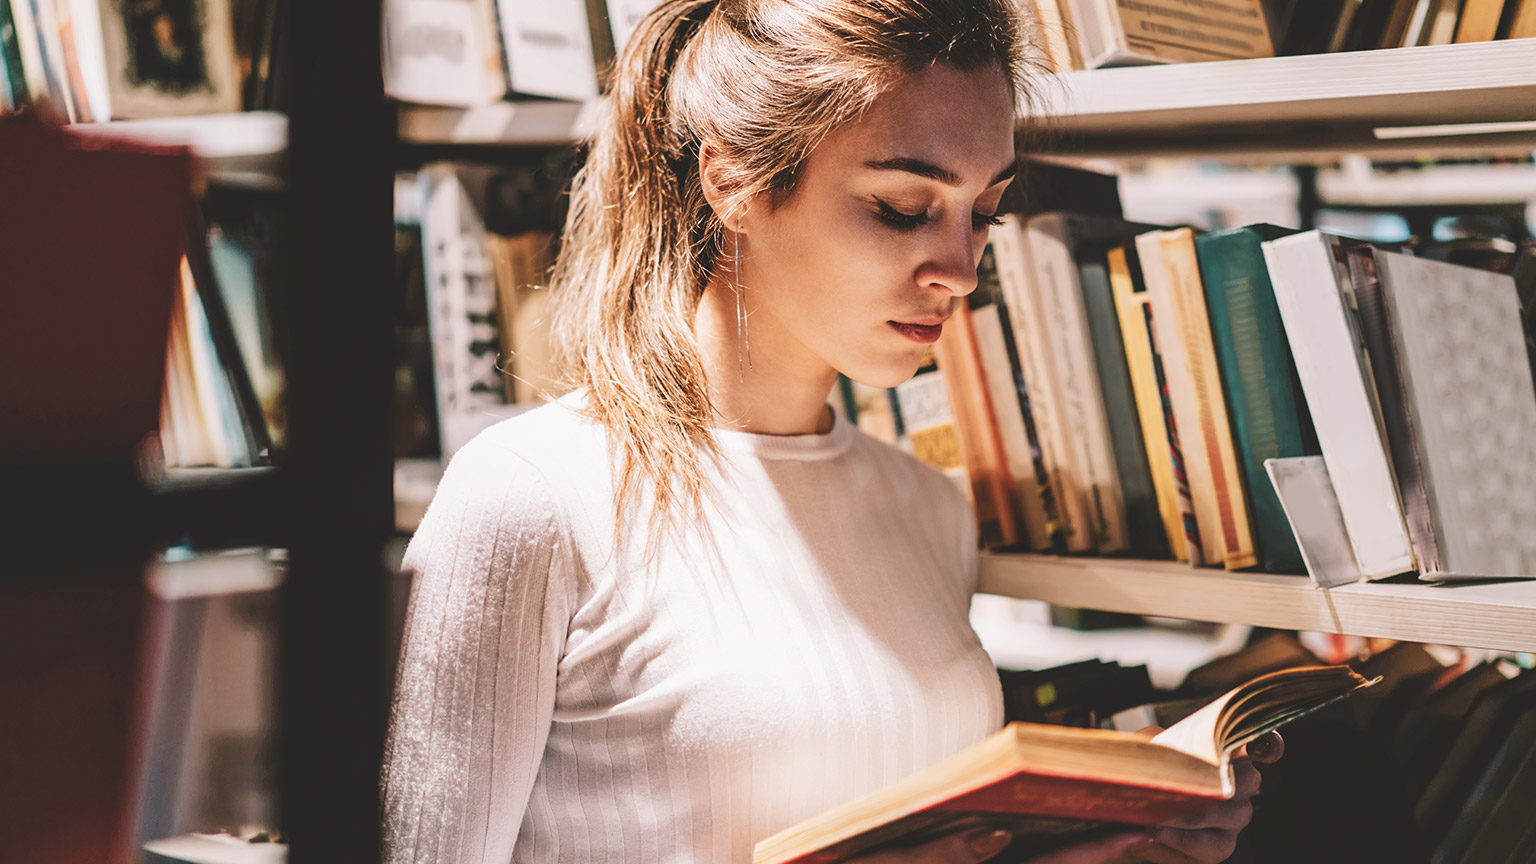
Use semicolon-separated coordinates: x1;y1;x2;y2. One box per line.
1027;831;1151;864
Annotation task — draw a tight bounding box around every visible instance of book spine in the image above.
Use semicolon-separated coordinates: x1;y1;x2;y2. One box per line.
994;298;1065;550
0;0;26;106
1029;215;1128;554
1196;228;1315;574
1101;0;1274;65
934;303;1021;548
1263;232;1413;579
973;298;1053;550
1138;230;1224;566
1346;247;1439;575
992;217;1090;551
1109;244;1188;562
1079;249;1168;559
1147;302;1204;566
893;351;970;498
1162;229;1257;570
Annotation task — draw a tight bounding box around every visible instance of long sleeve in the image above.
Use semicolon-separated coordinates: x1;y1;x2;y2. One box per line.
382;440;576;864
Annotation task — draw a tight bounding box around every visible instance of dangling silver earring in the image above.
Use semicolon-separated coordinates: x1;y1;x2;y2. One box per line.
735;227;752;383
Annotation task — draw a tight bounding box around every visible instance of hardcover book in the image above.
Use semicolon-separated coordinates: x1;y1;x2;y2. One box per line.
1067;0;1275;69
1262;231;1414;580
1195;224;1315;574
1108;243;1190;562
1367;249;1536;580
753;665;1375;864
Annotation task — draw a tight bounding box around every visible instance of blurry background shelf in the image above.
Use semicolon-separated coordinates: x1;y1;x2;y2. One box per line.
1028;40;1536;163
397;100;602;147
978;554;1536;653
68;112;287;186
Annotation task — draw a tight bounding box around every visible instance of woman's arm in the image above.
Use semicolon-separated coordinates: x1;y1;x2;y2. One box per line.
381;442;576;863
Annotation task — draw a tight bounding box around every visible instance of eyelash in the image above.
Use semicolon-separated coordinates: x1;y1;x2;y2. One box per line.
874;200;1004;233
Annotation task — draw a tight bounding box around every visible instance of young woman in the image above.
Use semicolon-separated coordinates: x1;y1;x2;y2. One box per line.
381;1;1278;862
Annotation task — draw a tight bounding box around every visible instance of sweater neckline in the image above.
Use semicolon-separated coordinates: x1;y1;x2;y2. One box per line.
710;408;855;461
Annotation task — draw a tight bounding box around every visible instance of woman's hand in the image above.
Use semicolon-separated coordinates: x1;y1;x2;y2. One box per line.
852;828;1152;863
1116;729;1285;864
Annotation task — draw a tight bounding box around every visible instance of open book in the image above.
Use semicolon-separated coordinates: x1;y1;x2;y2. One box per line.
754;665;1375;864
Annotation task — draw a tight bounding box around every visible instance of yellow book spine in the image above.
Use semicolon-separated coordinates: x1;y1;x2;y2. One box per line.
1108;246;1187;562
1161;230;1258;571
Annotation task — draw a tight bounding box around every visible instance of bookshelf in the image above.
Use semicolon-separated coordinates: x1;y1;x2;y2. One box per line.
979;554;1536;654
395;41;1536;161
67;112;287;186
1030;39;1536;162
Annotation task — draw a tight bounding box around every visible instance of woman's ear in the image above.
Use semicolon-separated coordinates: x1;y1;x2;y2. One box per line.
698;142;748;234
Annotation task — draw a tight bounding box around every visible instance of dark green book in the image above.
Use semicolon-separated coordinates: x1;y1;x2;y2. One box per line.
1195;224;1318;574
1075;241;1169;559
0;0;29;108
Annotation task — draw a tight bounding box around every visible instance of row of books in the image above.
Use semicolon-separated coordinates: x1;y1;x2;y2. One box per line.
999;634;1536;864
1269;0;1536;57
847;208;1536;583
0;0;279;120
158;186;282;470
394;162;565;459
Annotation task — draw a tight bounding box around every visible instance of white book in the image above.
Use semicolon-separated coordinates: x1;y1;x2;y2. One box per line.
1262;231;1414;580
418;166;522;457
971;302;1050;551
606;0;663;56
1370;250;1536;581
991;217;1090;551
64;0;111;120
384;0;505;107
1136;229;1224;566
1068;0;1274;69
496;0;602;101
1025;213;1128;554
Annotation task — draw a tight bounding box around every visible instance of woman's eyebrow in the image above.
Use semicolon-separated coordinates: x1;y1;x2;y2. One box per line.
863;157;1017;188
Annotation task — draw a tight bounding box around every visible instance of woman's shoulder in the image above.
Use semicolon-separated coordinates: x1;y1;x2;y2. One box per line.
843;424;969;511
428;392;615;531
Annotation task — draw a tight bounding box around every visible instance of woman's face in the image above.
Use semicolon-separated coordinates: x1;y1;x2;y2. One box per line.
738;62;1017;389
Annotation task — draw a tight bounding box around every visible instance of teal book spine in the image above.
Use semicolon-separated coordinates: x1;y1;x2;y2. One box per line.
1195;224;1318;573
0;0;27;107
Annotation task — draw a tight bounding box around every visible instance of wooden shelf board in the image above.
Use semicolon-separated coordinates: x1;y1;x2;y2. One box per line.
1025;40;1536;161
979;553;1536;653
67;112;286;183
397;100;601;146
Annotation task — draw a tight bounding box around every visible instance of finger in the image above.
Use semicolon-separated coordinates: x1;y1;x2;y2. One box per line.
1244;731;1285;764
1161;796;1252;833
1144;827;1240;864
1027;831;1153;864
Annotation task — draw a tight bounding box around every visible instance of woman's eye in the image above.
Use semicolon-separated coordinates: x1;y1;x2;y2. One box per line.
875;200;931;232
972;212;1004;230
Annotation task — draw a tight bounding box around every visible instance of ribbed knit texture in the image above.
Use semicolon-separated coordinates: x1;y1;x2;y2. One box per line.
382;393;1003;863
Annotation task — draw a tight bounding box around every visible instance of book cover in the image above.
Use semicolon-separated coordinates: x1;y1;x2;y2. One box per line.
96;0;243;117
495;0;607;101
1370;249;1536;580
384;0;505;107
1108;243;1189;562
1195;224;1315;574
1453;0;1507;40
1071;0;1275;69
1262;231;1414;580
754;666;1374;864
606;0;663;55
892;349;970;498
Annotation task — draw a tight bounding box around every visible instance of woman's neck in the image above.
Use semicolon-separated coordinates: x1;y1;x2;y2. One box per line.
693;276;838;436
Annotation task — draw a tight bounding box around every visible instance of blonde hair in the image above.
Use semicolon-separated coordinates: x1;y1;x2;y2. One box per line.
550;0;1035;548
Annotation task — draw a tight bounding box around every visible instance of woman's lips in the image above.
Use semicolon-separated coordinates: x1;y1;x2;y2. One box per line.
889;320;944;343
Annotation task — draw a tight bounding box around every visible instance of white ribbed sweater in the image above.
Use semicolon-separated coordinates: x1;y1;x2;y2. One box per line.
382;394;1004;863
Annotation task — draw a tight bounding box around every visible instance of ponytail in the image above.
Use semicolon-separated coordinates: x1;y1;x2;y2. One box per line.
549;0;723;554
